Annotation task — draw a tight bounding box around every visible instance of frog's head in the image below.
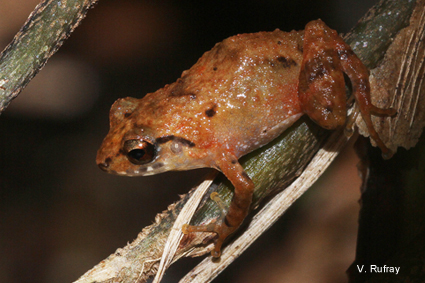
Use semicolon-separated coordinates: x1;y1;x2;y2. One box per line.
96;97;204;176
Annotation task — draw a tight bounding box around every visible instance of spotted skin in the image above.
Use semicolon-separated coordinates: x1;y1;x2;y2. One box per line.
96;20;395;257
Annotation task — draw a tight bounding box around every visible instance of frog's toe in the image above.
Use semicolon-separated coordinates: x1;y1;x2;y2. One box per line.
381;148;394;160
370;105;397;116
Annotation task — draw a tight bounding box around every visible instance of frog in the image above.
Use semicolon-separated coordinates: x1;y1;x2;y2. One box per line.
96;20;395;258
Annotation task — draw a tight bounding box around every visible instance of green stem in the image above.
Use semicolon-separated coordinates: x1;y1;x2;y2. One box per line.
0;0;98;113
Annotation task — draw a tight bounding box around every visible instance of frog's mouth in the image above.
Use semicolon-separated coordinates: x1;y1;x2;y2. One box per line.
124;162;167;176
97;155;167;176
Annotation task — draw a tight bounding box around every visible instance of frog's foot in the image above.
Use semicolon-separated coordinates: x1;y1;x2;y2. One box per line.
366;105;397;159
182;192;237;258
345;103;397;159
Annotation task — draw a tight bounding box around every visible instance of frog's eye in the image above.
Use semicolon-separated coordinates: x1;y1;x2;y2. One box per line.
123;139;156;165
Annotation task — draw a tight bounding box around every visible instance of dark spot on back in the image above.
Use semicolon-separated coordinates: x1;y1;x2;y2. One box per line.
205;108;216;118
213;67;218;71
124;112;131;118
205;104;217;118
231;159;237;164
277;40;282;45
277;56;297;68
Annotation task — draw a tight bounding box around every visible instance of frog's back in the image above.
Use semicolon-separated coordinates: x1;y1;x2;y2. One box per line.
141;29;305;157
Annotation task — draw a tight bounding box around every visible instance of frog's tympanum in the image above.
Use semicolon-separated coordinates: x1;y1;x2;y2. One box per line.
97;20;395;257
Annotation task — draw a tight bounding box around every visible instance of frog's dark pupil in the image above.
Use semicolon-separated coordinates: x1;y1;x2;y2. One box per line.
128;149;145;160
124;139;155;165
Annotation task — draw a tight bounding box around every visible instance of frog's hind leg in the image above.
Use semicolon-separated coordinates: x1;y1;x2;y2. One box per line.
335;41;396;158
298;20;348;130
298;19;396;158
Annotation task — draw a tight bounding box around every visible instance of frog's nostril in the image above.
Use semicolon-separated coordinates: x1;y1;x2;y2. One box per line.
98;162;109;171
98;157;111;171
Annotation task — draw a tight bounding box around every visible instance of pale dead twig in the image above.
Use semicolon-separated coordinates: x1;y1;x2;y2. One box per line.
152;175;215;283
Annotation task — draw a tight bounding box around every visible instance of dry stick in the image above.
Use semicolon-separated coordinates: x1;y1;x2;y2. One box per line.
152;175;215;283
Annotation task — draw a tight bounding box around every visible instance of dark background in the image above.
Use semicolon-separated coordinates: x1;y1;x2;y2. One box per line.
0;0;377;282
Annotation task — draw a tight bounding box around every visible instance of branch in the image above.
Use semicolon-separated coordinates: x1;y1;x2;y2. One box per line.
356;0;425;152
0;0;98;113
75;0;420;282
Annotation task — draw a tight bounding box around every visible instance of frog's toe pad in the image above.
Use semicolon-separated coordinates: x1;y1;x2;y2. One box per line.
182;223;217;234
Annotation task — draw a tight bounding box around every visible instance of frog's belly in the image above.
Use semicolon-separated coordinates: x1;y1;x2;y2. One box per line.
217;112;303;158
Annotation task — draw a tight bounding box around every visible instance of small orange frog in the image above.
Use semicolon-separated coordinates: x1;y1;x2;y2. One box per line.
96;20;395;257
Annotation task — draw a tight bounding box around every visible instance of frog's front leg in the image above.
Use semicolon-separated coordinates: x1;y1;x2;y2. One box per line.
298;20;396;158
183;153;254;258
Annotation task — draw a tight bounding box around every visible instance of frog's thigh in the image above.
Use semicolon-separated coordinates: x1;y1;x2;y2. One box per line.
298;20;347;130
